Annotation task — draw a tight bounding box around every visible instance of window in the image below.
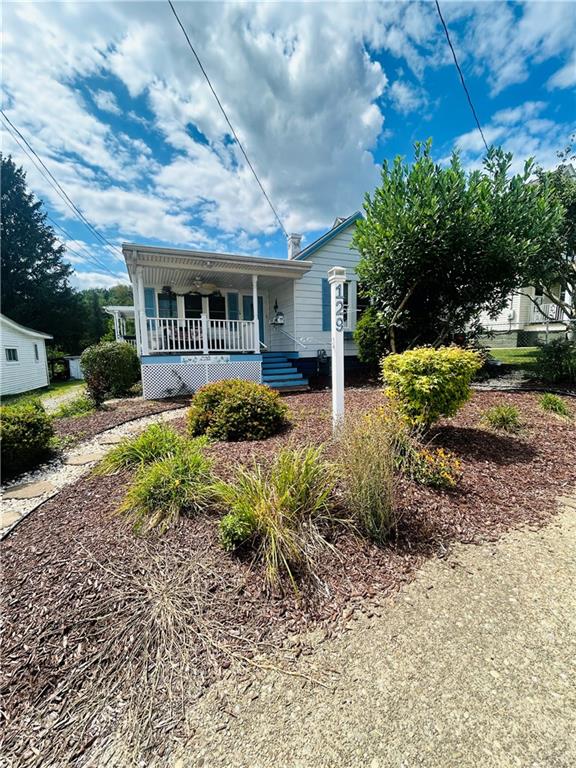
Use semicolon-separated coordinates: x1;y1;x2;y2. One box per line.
356;285;370;324
342;282;350;329
208;293;226;320
5;348;18;362
184;294;203;319
34;343;39;361
157;291;178;318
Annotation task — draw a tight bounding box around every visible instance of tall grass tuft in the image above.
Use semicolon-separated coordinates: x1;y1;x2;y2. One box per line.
539;393;571;418
95;424;196;474
54;393;94;419
482;404;522;433
337;407;408;543
118;448;214;535
216;445;334;589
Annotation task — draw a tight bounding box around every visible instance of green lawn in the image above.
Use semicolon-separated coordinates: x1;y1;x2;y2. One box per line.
1;379;85;406
489;347;538;369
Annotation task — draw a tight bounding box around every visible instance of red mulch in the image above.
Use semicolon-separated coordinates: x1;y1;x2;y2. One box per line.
53;397;189;444
1;389;575;763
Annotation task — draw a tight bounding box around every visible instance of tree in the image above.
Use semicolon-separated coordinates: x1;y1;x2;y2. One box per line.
1;154;84;352
78;284;133;348
353;140;565;354
518;139;576;333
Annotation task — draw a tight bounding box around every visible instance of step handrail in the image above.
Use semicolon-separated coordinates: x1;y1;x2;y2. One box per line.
273;328;308;349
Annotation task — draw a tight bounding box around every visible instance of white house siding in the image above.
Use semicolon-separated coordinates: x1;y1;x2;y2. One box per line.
293;227;360;359
1;321;50;396
268;279;296;352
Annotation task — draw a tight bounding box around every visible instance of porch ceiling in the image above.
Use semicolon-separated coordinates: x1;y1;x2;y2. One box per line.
123;243;311;292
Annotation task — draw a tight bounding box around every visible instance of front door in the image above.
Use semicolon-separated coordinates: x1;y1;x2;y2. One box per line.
242;295;265;347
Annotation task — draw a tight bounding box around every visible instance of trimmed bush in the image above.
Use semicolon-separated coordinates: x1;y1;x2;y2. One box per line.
95;423;192;475
482;404;522;432
337;408;406;542
54;393;94;419
216;446;334;588
81;341;140;405
539;393;572;418
118;448;214;535
188;379;289;441
534;339;576;386
382;346;482;427
0;399;54;477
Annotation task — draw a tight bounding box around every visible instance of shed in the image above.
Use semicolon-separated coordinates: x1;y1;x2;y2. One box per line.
0;314;52;396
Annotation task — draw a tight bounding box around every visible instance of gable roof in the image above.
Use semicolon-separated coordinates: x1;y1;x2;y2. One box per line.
0;314;52;340
293;211;362;261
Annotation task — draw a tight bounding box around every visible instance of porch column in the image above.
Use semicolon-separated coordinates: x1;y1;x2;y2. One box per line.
112;312;120;341
252;274;259;353
136;268;149;355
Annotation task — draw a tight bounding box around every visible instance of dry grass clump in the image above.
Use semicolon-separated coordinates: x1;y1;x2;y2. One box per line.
482;404;522;432
1;551;267;767
216;445;336;590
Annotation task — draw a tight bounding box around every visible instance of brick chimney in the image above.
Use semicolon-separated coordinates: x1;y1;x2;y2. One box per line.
287;233;302;260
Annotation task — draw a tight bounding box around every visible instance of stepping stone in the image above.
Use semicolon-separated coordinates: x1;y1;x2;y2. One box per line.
3;480;56;500
66;452;105;466
99;433;124;445
1;510;21;529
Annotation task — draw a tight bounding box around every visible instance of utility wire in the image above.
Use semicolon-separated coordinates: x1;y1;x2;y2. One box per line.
167;0;288;238
2;119;122;278
46;214;125;279
0;110;124;257
434;0;489;153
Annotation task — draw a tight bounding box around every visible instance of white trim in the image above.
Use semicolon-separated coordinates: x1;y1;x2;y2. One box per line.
4;347;20;364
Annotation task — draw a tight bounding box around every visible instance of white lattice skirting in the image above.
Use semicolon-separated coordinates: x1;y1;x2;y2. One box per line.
142;361;262;399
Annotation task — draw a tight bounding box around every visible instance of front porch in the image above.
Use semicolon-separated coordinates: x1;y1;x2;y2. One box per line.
120;243;312;398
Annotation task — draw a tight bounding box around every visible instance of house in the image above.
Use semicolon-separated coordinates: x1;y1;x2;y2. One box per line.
479;286;570;347
115;213;366;399
0;314;52;396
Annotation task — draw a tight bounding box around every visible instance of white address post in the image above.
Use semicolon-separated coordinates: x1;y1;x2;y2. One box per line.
328;266;346;431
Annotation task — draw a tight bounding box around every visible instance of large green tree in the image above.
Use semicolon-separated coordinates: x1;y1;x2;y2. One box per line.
1;154;84;352
353;140;565;354
518;141;575;331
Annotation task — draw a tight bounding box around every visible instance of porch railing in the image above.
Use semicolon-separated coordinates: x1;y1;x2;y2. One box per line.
530;301;564;323
145;317;256;354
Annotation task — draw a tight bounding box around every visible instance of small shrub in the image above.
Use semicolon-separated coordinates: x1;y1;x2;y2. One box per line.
81;341;141;405
0;399;54;477
54;393;94;419
482;404;522;432
410;447;461;489
95;423;191;474
118;448;214;535
188;379;289;441
216;446;334;588
337;408;407;542
539;393;572;418
382;346;482;427
534;339;576;385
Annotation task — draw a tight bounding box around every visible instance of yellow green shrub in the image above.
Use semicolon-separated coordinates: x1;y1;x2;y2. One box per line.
381;346;482;427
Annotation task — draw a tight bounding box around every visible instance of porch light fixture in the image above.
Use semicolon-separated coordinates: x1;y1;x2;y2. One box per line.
271;299;285;325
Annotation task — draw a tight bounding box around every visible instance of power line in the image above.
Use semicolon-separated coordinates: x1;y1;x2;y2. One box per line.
167;0;288;238
0;110;124;257
2;119;122;278
46;215;125;280
434;0;489;153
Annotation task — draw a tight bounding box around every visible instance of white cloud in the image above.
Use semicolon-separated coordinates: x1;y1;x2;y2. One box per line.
388;79;427;114
90;89;121;116
450;100;572;173
70;270;130;290
548;50;576;90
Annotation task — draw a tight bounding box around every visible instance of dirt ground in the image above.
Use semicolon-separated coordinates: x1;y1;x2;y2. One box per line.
184;495;576;768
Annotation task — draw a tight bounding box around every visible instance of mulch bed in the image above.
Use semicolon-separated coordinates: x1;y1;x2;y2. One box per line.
53;396;189;444
1;389;575;764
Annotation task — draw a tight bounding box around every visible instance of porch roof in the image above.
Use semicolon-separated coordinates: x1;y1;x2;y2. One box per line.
122;243;311;291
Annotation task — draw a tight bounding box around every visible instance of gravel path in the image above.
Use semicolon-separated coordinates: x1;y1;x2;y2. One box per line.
185;494;576;768
0;406;185;539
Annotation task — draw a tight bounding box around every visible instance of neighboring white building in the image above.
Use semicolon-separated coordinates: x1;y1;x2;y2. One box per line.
114;213;367;398
0;314;52;396
479;286;570;347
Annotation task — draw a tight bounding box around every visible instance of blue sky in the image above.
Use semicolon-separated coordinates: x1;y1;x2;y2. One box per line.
2;1;575;289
